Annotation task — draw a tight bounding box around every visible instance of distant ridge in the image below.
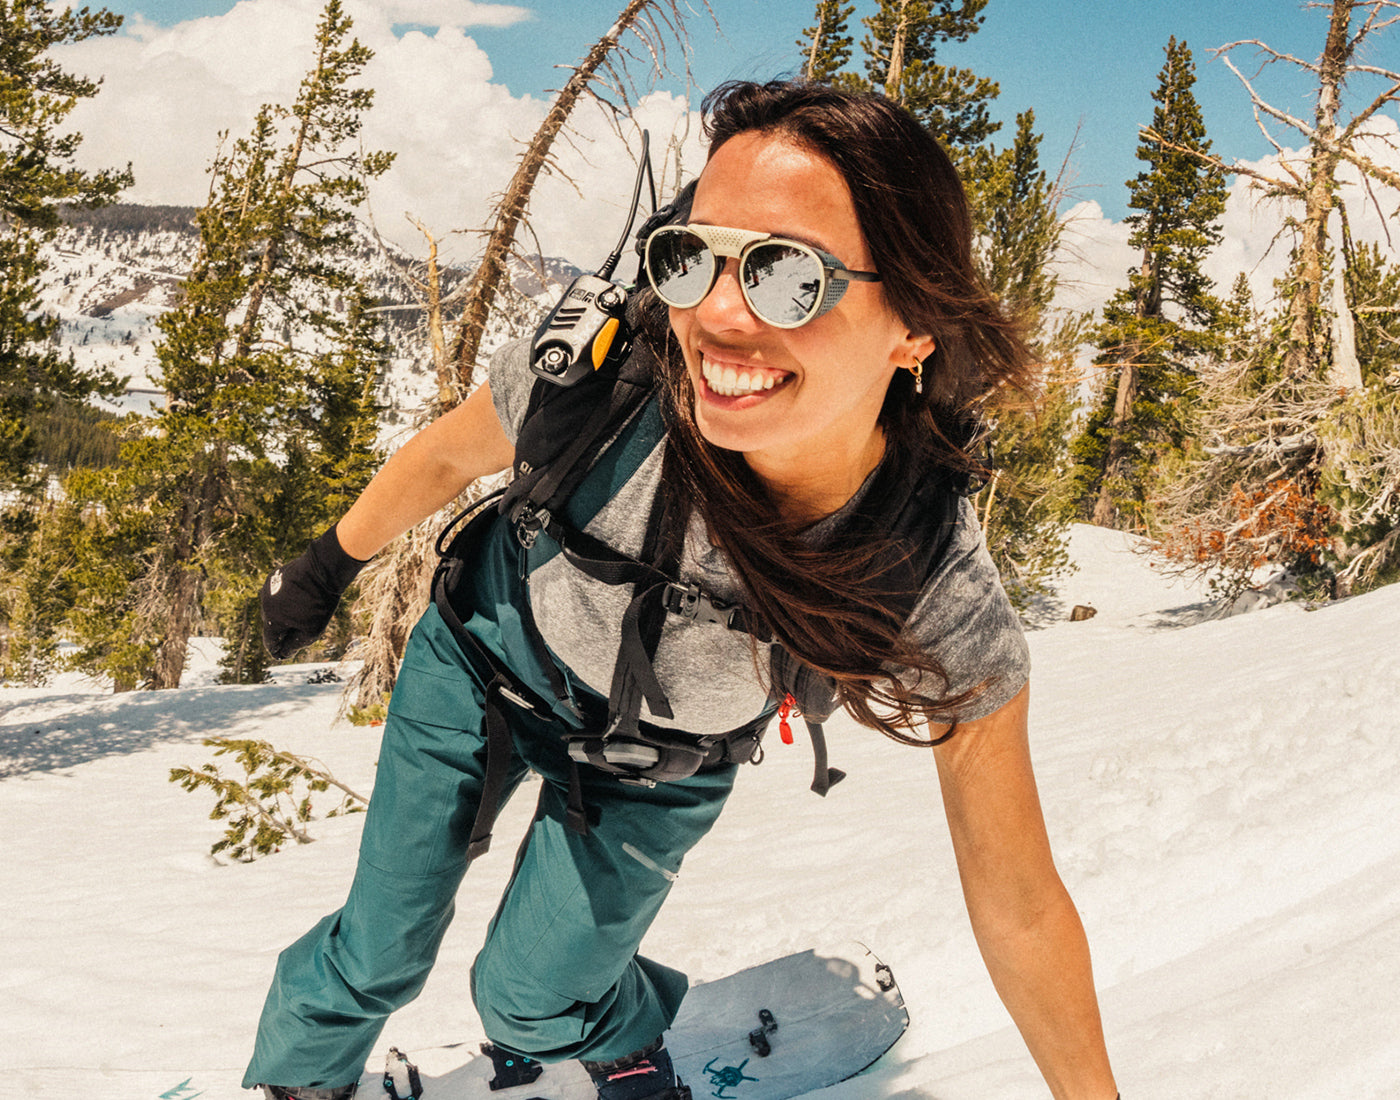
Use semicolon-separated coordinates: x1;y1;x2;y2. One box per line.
58;203;199;236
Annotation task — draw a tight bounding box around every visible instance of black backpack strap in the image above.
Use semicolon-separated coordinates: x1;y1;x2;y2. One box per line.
804;721;846;796
431;512;563;861
501;301;661;540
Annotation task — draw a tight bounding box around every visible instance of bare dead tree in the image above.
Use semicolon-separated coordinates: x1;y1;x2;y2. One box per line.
1145;0;1400;380
344;0;706;715
449;0;704;389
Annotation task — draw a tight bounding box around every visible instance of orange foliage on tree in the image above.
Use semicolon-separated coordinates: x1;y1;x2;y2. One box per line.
1157;478;1334;595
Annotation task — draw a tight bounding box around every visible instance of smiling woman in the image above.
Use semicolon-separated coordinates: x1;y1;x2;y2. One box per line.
244;77;1119;1100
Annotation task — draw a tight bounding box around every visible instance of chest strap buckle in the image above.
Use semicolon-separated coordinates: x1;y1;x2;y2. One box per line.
662;581;738;628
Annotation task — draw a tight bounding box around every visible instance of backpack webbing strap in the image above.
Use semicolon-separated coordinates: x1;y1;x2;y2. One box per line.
431;542;564;860
803;720;846;796
469;675;524;862
504;375;646;539
501;326;659;538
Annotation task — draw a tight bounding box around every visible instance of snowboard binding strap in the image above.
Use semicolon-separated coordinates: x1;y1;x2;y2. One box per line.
382;1048;421;1100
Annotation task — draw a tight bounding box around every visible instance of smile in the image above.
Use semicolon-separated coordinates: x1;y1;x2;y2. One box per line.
701;354;790;398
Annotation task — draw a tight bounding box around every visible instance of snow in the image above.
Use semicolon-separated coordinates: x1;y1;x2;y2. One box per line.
4;525;1400;1099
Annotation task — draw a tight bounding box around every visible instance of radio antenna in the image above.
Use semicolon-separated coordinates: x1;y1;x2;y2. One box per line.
597;130;655;281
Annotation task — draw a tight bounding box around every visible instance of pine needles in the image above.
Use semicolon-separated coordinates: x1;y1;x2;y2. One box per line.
170;737;367;862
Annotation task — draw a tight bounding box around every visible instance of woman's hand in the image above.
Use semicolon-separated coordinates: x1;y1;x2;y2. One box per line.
932;685;1118;1100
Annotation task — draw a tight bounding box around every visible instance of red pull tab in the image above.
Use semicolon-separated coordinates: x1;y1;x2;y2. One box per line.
778;693;796;745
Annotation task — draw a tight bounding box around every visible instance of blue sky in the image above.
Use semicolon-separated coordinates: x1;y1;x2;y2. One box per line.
98;0;1338;222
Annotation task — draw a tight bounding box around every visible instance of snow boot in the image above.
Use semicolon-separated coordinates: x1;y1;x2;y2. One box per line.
582;1038;692;1100
260;1086;358;1099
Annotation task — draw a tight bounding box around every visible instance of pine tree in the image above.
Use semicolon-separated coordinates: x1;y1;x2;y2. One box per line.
0;2;132;678
858;0;1001;149
798;0;855;83
1071;37;1226;531
63;0;389;690
968;110;1082;604
1315;245;1400;593
0;2;130;488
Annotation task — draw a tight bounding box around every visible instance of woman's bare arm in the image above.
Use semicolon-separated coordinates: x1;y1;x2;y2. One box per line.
932;685;1118;1100
335;382;514;560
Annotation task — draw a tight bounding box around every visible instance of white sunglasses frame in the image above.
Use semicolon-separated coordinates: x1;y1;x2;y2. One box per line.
644;223;881;329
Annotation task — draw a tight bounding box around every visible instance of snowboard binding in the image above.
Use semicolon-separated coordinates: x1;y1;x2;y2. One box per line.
747;1009;779;1057
480;1042;544;1091
382;1047;422;1100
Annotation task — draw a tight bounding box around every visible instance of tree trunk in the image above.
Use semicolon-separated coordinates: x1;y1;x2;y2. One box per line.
235;105;314;362
1283;0;1351;379
419;226;451;408
151;565;201;689
1093;241;1159;529
1329;264;1362;389
805;11;823;81
883;0;909;100
1092;350;1139;528
149;463;224;690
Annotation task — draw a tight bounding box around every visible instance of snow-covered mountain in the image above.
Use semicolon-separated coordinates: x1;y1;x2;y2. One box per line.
41;204;580;430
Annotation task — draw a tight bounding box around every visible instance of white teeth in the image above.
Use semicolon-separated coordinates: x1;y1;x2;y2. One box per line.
702;355;782;397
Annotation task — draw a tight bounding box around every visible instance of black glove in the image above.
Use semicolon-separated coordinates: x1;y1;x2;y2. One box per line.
260;525;370;659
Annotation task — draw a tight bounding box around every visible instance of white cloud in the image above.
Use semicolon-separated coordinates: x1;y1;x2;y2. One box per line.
1051;200;1134;319
53;0;700;266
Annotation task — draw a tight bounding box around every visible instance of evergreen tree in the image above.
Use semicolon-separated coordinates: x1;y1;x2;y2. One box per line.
0;1;130;488
63;0;389;690
858;0;1001;149
1071;37;1226;530
969;110;1082;604
795;0;1001;151
1;1;131;680
1315;245;1400;593
1346;241;1400;388
798;0;855;83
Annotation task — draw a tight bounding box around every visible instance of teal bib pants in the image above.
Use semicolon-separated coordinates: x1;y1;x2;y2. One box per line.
242;602;738;1090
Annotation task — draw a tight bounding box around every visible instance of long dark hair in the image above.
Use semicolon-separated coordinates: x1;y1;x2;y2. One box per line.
642;80;1033;740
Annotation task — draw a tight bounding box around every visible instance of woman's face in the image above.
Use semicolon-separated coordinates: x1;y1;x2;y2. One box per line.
667;129;934;515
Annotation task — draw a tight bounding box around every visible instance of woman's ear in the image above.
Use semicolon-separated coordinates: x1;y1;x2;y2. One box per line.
904;332;936;365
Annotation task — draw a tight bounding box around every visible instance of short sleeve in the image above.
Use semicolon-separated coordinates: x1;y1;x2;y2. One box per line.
487;338;534;444
899;497;1030;723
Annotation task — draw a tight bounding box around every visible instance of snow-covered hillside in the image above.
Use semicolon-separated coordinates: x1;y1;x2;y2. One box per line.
3;525;1399;1099
39;206;570;432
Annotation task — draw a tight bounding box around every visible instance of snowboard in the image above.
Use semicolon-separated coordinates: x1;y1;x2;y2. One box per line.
375;942;908;1100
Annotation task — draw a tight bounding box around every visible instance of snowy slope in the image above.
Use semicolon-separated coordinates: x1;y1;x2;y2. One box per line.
3;526;1399;1099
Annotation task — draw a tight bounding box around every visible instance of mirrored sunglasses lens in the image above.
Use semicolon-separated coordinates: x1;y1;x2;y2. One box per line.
742;243;824;325
648;230;715;306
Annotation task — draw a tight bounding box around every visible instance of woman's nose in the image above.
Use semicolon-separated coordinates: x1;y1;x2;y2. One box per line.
694;257;760;331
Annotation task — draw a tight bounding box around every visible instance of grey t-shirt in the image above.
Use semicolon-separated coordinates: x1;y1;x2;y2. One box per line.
489;341;1029;734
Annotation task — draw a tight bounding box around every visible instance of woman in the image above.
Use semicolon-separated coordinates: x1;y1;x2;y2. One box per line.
246;80;1119;1100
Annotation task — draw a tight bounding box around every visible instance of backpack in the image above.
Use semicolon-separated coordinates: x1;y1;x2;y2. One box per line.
430;309;970;860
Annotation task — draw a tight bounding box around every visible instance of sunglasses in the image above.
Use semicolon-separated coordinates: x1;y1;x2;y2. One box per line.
644;223;881;329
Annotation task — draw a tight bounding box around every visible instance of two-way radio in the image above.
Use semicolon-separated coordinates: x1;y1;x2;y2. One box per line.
529;131;657;387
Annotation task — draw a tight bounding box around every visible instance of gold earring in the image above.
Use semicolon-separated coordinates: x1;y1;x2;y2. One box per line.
910;361;924;395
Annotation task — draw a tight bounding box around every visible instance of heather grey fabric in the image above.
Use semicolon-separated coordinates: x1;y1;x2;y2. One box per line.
488;340;1029;732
